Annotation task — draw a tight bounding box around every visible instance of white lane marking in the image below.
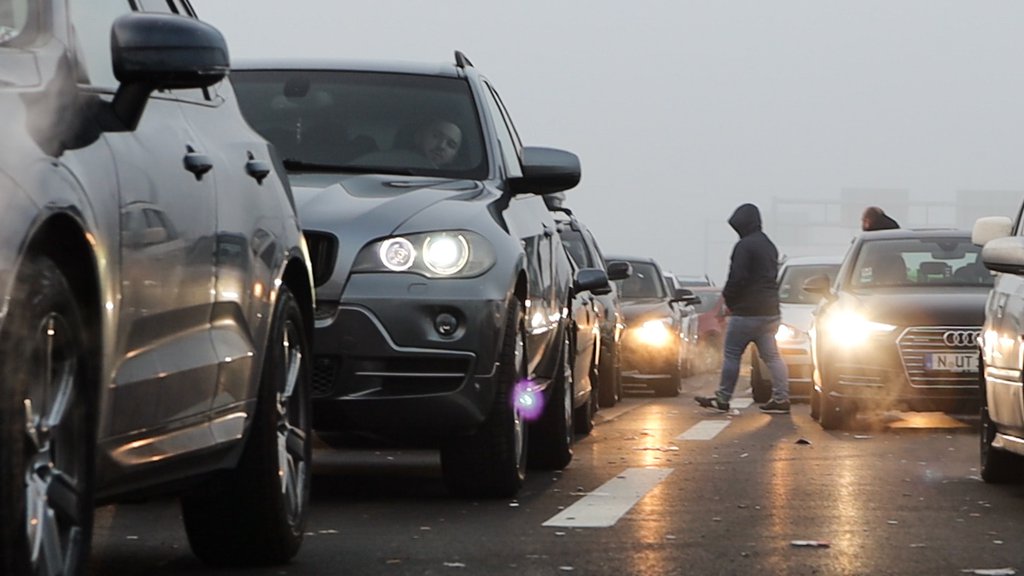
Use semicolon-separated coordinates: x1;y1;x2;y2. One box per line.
732;397;753;409
676;420;731;441
542;468;673;528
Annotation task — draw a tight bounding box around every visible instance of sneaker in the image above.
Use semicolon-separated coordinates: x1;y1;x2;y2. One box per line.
695;395;730;412
759;399;791;414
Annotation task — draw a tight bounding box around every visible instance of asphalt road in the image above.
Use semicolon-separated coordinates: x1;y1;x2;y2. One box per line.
89;371;1024;576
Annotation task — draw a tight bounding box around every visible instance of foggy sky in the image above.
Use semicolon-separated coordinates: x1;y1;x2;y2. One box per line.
193;1;1024;283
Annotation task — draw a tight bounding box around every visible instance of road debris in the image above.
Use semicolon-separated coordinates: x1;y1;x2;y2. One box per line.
790;540;831;548
795;438;812;445
960;569;1016;576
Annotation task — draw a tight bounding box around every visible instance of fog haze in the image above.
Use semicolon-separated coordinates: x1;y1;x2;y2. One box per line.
193;1;1024;283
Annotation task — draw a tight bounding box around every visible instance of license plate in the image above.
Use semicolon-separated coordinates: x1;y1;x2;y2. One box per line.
925;352;978;373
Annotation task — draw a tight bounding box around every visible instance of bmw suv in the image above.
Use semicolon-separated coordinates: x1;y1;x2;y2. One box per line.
0;1;315;574
232;53;594;497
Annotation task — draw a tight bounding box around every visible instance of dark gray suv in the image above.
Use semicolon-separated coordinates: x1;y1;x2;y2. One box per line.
232;53;597;497
0;1;315;574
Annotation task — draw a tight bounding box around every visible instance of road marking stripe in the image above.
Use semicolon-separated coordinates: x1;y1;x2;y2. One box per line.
677;420;731;440
542;468;673;528
732;397;753;409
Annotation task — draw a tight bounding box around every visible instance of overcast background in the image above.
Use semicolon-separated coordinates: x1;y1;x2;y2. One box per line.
194;1;1024;284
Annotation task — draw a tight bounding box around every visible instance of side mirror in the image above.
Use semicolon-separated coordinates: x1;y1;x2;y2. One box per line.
982;236;1024;274
802;274;833;298
575;268;611;295
606;260;632;281
672;287;701;306
508;147;581;196
972;216;1013;247
110;13;229;130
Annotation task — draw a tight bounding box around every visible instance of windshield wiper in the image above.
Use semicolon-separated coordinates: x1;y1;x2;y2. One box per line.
282;159;416;176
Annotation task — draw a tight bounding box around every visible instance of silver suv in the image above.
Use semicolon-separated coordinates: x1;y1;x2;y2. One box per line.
0;1;315;573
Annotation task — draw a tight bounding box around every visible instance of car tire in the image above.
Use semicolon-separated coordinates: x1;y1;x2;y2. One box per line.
529;328;575;470
2;255;94;576
597;348;621;408
818;371;851;430
750;357;771;404
441;300;527;497
980;405;1024;483
182;286;311;566
574;359;598;436
809;383;821;421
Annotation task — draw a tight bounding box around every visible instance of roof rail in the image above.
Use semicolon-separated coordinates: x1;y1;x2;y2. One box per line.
455;50;474;68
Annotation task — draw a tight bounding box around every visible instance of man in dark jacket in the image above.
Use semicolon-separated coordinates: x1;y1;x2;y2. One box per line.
861;206;900;231
696;203;790;414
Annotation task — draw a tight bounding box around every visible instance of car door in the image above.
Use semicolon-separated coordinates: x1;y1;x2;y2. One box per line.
71;0;219;438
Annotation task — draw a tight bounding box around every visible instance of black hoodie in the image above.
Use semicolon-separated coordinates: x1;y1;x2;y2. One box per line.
722;203;780;316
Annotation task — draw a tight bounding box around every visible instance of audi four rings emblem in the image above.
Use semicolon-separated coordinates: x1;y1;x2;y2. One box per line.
942;330;980;347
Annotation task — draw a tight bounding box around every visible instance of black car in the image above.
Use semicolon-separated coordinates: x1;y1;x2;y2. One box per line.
549;205;631;407
806;229;990;430
0;1;316;574
232;54;598;497
606;255;701;397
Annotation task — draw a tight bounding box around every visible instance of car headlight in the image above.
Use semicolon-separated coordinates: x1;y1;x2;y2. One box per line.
352;230;495;278
775;323;802;342
819;310;895;347
635;318;674;347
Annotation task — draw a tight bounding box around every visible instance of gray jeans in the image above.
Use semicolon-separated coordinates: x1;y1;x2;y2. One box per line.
716;315;789;403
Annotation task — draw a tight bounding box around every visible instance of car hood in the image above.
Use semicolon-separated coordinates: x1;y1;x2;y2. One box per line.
619;299;674;324
779;303;817;332
834;287;989;327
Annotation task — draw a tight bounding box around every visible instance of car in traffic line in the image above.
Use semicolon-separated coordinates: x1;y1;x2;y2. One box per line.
1;1;316;574
972;213;1024;483
231;53;596;497
606;255;701;397
750;255;843;403
805;229;989;430
548;202;631;407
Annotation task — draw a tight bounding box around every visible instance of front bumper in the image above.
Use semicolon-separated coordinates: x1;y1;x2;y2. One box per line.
818;326;980;410
311;273;509;438
758;336;813;395
618;328;679;380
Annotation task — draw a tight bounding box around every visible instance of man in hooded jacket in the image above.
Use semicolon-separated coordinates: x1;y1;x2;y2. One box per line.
696;203;791;414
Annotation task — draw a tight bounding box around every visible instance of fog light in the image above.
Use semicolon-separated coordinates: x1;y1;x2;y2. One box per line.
435;313;458;336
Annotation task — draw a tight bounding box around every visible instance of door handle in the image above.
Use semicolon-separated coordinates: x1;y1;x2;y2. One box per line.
183;145;213;181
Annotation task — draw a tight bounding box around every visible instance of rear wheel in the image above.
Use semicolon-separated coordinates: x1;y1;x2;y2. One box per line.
750;357;771;404
574;358;598;436
597;347;621;408
809;383;821;421
980;405;1024;483
529;329;575;469
182;286;311;566
441;300;528;497
2;255;94;576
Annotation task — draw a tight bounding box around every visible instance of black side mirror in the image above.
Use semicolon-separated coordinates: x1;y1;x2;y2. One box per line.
575;268;611;295
110;13;229;130
508;147;581;196
672;287;700;306
606;260;632;281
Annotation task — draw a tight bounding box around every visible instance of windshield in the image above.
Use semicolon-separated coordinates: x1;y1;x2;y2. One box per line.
232;70;487;179
848;237;992;289
779;264;840;304
615;262;666;299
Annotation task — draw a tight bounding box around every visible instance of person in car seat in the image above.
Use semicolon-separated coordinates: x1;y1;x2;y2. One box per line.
861;206;900;231
414;119;463;167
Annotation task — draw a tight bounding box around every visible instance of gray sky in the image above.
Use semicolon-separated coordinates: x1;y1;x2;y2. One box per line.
193;1;1024;283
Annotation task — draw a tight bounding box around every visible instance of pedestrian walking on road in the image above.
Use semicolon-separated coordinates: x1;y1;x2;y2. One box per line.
695;203;790;414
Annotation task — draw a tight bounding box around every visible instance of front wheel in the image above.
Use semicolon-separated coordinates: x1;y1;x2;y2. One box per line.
818;371;852;431
2;255;94;576
441;300;528;497
182;286;312;566
597;347;621;408
529;328;575;470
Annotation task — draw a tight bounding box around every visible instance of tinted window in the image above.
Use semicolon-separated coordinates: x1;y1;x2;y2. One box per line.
616;262;666;299
849;237;992;288
481;83;522;178
559;228;591;267
233;70;487;180
778;264;840;304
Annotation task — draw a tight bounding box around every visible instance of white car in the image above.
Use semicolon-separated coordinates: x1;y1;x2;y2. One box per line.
751;255;844;403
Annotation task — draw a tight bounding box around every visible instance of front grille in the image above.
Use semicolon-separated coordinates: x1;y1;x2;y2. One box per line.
897;326;981;387
303;230;338;288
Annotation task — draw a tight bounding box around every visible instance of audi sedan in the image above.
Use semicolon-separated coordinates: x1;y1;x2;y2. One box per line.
805;229;990;430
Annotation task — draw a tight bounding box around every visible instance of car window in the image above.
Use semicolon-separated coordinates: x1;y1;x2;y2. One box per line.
68;0;129;88
0;0;32;44
481;82;523;178
232;70;487;180
558;228;591;268
849;237;992;288
616;262;666;299
778;264;840;304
